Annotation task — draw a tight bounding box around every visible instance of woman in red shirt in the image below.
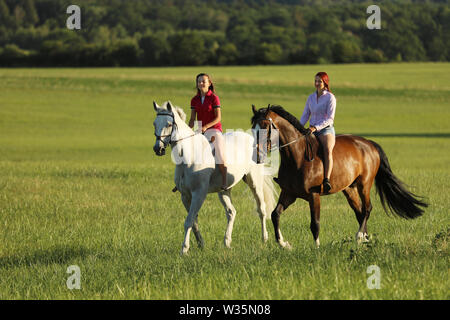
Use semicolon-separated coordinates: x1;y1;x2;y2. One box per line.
189;73;227;190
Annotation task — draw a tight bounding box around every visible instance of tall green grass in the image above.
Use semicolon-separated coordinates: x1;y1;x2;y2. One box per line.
0;63;448;299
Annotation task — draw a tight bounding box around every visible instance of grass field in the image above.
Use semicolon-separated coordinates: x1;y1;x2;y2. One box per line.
0;63;449;299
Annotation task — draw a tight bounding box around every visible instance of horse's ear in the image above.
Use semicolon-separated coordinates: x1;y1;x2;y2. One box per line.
166;101;173;112
252;104;257;115
267;104;271;110
153;101;158;111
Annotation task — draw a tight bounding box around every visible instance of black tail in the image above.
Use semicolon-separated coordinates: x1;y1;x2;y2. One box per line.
370;140;427;219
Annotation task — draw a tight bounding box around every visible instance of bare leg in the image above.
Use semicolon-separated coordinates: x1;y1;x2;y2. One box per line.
318;134;335;192
209;132;227;190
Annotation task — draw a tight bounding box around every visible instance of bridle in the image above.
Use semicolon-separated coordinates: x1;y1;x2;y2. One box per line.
254;111;315;162
154;112;198;147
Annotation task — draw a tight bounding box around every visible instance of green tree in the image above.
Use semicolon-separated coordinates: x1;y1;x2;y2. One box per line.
216;42;238;65
0;0;13;28
363;48;386;63
109;39;141;66
139;33;169;66
257;42;283;64
168;31;207;66
13;5;26;27
304;32;334;64
23;0;39;26
332;39;362;63
0;43;30;66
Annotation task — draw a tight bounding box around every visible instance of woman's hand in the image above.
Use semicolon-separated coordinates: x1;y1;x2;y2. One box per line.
308;126;317;134
201;125;208;133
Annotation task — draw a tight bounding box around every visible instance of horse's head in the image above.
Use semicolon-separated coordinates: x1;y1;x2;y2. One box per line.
252;104;314;162
153;101;176;156
251;104;273;130
251;104;279;162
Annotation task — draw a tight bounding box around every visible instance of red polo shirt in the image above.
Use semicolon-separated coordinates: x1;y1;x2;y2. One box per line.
190;90;222;132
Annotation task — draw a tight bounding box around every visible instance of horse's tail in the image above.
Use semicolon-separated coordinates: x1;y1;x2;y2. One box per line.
370;140;427;219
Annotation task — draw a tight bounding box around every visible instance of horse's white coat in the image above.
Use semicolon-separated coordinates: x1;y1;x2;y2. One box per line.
153;101;277;255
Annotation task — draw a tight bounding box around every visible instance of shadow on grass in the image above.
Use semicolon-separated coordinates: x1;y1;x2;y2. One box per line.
0;245;90;269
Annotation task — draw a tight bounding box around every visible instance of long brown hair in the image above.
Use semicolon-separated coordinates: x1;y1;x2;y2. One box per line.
196;73;215;95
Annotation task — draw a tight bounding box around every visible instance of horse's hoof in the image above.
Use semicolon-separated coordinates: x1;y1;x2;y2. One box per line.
315;238;320;248
224;239;232;249
356;232;369;244
279;241;292;250
180;247;189;256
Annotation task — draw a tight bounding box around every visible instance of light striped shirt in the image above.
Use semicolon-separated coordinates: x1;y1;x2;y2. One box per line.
300;90;336;131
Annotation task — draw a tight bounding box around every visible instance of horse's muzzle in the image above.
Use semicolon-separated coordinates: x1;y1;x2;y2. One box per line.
153;145;166;156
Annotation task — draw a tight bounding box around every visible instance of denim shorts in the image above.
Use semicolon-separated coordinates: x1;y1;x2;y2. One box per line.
313;125;335;138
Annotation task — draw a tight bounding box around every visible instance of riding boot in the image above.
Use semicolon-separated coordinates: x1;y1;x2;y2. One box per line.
323;178;332;194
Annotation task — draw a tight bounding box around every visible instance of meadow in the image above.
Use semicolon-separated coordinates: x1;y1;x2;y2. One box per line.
0;63;448;299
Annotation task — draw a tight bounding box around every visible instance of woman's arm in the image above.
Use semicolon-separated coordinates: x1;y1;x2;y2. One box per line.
300;97;311;127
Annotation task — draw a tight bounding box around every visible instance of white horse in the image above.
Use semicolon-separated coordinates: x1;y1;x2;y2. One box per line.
152;101;277;255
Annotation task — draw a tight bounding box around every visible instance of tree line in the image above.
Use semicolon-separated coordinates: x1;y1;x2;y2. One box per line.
0;0;448;67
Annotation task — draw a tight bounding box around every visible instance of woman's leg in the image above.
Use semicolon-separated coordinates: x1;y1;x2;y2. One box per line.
318;133;335;191
210;131;227;189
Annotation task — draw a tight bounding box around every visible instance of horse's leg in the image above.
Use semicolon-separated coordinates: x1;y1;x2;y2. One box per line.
342;186;365;238
272;191;296;249
181;189;207;255
243;170;268;243
218;189;236;248
308;193;321;248
192;216;204;249
181;192;204;248
356;182;373;243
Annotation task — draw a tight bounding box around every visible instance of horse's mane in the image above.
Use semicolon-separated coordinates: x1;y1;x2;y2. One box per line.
174;106;187;122
162;101;187;122
252;105;308;135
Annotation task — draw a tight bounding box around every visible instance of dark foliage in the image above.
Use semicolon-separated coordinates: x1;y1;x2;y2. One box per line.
0;0;448;66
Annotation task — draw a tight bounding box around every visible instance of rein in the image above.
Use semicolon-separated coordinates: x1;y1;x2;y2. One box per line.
257;114;315;162
271;133;315;162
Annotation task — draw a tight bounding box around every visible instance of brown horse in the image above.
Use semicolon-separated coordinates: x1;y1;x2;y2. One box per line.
251;105;427;248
